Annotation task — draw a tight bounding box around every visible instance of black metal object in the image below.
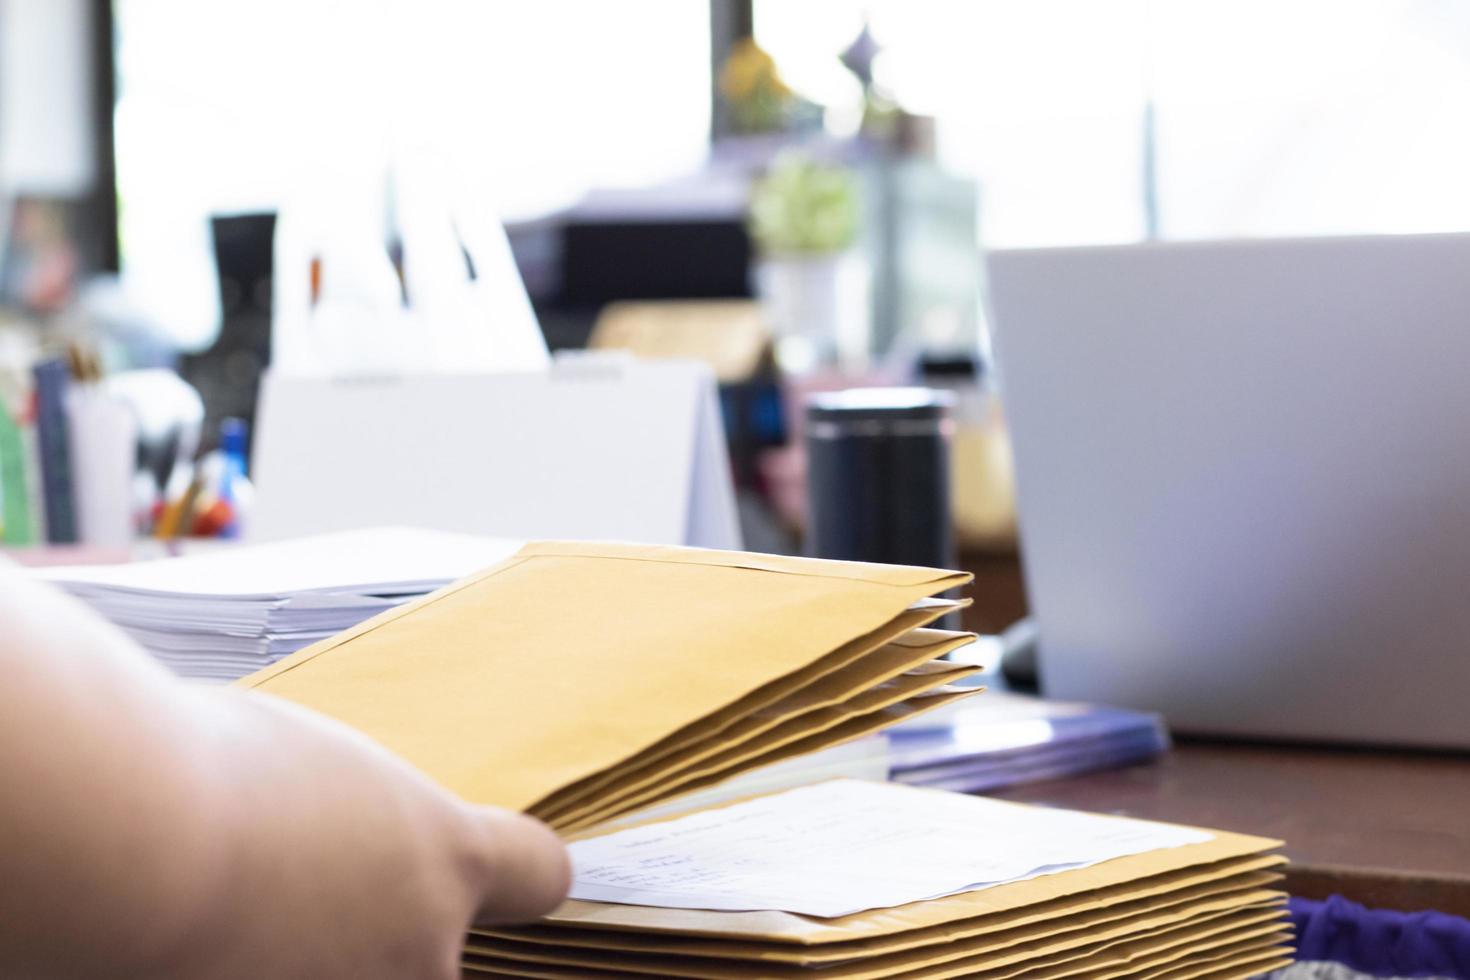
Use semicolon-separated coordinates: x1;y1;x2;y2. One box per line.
90;0;118;273
179;213;275;459
559;220;752;305
804;388;955;570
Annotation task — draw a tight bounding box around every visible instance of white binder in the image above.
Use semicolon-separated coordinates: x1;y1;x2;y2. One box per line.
250;357;740;550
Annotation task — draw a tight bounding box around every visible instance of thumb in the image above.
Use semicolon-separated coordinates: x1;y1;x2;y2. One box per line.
463;807;571;925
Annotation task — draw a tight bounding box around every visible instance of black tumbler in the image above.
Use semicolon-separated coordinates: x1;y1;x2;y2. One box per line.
804;388;956;570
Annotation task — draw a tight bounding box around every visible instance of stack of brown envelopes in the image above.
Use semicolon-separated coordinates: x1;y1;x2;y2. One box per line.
240;542;982;826
466;786;1290;979
238;543;1289;978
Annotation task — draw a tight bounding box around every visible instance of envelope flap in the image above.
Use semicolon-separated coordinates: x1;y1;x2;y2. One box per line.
242;545;965;812
516;542;972;590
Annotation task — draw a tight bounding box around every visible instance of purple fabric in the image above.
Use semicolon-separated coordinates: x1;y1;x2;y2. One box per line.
1289;895;1470;979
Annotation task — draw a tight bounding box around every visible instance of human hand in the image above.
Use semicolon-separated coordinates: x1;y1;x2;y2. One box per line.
151;687;570;979
1;565;567;980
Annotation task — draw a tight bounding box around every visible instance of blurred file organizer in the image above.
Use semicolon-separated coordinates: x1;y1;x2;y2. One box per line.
250;357;740;549
1;348;146;548
886;691;1171;794
41;528;521;681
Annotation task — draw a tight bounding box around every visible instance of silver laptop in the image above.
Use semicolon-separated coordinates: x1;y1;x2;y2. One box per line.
988;234;1470;749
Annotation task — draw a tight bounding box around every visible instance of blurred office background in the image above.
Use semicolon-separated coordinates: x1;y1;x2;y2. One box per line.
4;0;1470;631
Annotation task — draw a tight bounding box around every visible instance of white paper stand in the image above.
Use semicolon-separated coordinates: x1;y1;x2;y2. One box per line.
250;357;740;550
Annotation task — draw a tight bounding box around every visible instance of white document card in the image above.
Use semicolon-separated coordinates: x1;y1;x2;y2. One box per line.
568;779;1211;918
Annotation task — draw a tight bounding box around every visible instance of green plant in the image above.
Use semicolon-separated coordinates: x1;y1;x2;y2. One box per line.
748;154;861;257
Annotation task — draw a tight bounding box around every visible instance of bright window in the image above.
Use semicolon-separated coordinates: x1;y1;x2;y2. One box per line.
755;0;1470;248
113;0;711;348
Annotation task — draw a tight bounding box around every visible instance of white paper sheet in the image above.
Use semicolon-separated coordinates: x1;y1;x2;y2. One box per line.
35;527;522;682
39;527;522;598
568;779;1211;918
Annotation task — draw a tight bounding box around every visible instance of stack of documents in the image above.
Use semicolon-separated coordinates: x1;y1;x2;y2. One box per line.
240;541;980;829
470;780;1291;979
887;691;1172;794
40;528;522;681
235;542;1287;976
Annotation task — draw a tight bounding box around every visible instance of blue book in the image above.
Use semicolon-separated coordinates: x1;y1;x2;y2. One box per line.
32;358;78;544
885;691;1170;793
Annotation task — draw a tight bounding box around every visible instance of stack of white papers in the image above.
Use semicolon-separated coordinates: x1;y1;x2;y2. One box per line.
41;528;522;681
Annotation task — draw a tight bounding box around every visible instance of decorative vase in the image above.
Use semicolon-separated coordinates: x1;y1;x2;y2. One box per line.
754;251;871;374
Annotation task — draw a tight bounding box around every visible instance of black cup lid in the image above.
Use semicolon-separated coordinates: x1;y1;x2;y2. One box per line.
805;387;954;422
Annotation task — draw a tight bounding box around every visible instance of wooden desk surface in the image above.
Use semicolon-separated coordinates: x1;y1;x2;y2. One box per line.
989;739;1470;917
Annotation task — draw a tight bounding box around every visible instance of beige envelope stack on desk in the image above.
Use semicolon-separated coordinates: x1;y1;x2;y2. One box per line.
468;783;1290;980
237;542;1290;978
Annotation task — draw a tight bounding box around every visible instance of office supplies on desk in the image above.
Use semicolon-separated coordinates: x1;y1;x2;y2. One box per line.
103;368;205;529
250;358;740;549
40;527;521;681
0;346;198;546
990;233;1470;749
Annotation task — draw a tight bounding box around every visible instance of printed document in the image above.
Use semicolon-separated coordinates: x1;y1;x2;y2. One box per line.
569;779;1211;917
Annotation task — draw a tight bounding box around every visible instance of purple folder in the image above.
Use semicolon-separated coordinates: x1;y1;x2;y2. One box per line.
887;691;1170;793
